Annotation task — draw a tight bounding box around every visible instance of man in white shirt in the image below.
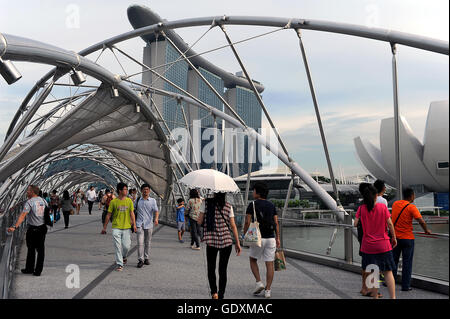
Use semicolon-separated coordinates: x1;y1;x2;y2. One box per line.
374;180;388;207
86;186;97;215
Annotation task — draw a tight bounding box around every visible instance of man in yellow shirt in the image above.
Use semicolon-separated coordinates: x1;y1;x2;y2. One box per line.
101;182;137;271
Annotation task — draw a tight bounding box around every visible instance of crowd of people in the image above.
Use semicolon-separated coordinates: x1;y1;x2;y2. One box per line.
6;178;433;299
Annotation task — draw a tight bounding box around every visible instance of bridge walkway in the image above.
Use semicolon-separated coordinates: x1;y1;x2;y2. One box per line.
10;207;447;299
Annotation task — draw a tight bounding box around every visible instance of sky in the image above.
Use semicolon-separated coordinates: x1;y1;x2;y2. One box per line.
0;0;448;177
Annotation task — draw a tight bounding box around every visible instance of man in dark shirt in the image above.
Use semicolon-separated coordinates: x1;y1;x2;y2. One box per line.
243;182;280;299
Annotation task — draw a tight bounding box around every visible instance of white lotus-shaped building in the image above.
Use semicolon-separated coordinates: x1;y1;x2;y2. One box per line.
354;101;449;192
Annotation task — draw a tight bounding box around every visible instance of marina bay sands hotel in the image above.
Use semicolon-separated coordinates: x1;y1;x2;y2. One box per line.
128;5;263;177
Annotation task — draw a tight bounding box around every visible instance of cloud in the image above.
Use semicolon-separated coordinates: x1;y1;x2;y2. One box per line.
0;0;448;176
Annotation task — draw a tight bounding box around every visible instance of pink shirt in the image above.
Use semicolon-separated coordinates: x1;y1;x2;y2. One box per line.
356;203;392;254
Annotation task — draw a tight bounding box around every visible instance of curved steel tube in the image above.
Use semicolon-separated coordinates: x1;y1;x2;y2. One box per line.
4;16;448;141
0;34;173;200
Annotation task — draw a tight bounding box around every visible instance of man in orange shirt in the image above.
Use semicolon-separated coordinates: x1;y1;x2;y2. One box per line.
391;188;432;291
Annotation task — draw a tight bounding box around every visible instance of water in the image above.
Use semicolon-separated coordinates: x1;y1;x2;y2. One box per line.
282;223;449;281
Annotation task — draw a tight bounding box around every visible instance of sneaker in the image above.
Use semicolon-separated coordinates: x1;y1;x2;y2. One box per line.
179;240;184;243
144;259;150;265
115;265;123;272
192;246;201;250
137;260;144;268
33;272;41;277
264;290;271;299
401;287;413;291
253;281;265;295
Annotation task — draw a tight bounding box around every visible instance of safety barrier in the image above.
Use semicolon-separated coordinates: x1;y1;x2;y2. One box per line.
0;202;26;299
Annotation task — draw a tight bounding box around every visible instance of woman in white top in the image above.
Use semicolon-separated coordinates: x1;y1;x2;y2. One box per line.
187;189;203;250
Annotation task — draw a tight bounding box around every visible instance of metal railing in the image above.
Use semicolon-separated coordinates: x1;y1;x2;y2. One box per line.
160;204;448;283
0;202;26;299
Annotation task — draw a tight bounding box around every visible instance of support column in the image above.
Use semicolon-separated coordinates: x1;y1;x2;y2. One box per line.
244;142;254;209
280;174;294;249
391;43;403;200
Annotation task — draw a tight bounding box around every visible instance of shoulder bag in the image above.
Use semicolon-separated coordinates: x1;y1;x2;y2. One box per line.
243;201;262;247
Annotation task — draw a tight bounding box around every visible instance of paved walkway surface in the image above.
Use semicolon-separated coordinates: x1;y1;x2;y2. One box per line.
10;207;447;299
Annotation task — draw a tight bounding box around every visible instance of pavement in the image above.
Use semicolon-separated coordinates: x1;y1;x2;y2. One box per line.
10;206;447;299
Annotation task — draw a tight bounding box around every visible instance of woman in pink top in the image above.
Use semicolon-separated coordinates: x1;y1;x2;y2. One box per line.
354;185;397;299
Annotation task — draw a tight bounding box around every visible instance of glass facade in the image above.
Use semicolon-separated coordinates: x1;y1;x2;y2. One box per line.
236;86;262;130
153;41;263;176
196;68;225;170
163;44;189;131
235;86;262;176
198;68;224;128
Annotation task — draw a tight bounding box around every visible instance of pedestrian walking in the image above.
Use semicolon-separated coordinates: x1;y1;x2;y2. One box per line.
98;190;104;210
101;189;115;224
357;182;371;296
8;185;48;276
197;192;242;299
243;182;280;299
354;185;397;299
176;198;186;243
135;184;159;268
101;183;136;271
86;186;97;215
187;189;203;250
129;188;138;203
50;190;60;222
75;189;82;214
374;180;388;207
392;188;432;291
43;192;50;205
60;190;73;229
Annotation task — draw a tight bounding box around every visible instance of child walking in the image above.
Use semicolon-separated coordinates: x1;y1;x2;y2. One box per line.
176;198;186;243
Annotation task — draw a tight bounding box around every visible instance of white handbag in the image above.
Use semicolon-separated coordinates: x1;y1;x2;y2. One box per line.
243;201;262;247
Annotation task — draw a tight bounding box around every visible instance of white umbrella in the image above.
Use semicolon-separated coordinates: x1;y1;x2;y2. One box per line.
179;169;240;193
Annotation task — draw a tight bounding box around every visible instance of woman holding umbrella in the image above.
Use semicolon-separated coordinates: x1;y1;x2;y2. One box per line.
197;192;241;299
180;169;242;300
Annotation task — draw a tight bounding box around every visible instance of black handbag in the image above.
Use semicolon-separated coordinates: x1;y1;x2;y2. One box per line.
356;206;364;243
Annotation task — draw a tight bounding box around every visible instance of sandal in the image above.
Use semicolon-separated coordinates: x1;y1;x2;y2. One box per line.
211;293;219;299
115;266;123;272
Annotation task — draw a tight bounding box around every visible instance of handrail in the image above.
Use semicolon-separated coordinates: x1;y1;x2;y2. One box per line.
0;202;26;299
